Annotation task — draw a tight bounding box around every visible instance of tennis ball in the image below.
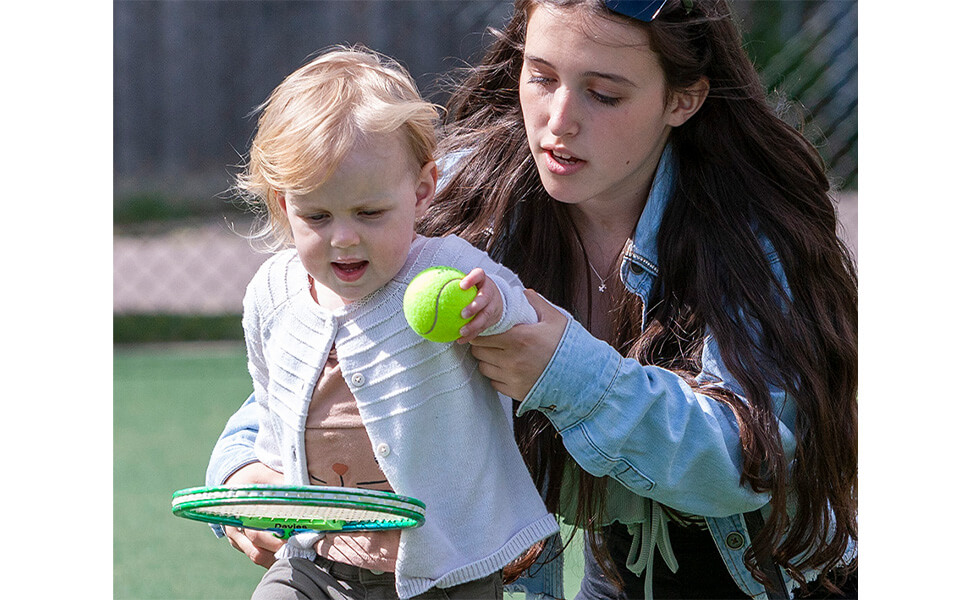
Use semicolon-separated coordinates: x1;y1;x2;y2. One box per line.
403;266;477;343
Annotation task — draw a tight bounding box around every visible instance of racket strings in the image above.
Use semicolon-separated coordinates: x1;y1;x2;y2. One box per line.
197;502;406;523
172;486;425;532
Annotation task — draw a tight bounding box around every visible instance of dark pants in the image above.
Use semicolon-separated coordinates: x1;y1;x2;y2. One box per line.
252;557;503;600
575;523;857;600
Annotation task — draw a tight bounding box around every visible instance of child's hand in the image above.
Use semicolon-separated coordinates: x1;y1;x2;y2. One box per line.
456;268;503;343
223;462;285;568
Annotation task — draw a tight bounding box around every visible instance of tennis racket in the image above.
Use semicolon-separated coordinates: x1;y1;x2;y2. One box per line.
172;484;426;539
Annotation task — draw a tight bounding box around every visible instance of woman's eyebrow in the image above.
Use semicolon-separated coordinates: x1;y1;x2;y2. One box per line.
523;53;639;87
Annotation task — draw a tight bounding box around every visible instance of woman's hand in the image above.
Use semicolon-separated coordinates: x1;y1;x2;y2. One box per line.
468;290;568;401
223;462;285;568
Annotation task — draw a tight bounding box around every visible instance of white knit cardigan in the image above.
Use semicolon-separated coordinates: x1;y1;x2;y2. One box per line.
243;234;560;598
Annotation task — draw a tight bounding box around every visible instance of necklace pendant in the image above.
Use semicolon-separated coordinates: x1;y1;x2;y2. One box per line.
598;283;607;293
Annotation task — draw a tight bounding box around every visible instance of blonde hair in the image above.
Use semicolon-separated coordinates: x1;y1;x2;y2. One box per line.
236;45;440;249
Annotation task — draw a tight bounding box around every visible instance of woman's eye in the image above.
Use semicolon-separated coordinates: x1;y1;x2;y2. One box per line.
590;90;621;106
527;75;554;87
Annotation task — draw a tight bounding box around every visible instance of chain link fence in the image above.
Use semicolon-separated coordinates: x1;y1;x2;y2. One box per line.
114;0;858;336
114;219;265;315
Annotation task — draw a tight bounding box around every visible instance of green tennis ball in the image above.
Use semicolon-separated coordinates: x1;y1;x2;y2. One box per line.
403;266;477;343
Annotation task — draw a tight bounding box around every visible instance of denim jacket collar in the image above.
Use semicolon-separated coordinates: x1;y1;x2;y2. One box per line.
620;143;674;298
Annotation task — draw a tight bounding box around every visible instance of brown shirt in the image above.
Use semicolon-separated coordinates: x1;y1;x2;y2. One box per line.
306;348;400;573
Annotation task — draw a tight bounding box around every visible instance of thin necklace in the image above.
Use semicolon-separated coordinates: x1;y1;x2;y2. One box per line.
586;258;610;293
566;213;624;296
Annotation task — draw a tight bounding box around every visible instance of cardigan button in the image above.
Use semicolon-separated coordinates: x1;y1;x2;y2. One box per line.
725;531;746;550
350;373;366;387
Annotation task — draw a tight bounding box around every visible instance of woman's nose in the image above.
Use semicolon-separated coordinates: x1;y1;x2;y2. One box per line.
548;88;579;137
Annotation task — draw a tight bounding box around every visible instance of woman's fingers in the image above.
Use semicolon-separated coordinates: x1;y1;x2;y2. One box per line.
469;290;567;400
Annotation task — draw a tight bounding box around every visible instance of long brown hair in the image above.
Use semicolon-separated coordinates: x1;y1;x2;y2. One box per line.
421;0;857;594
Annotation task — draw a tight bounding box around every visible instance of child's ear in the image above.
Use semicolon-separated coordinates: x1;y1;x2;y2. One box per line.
414;160;438;218
665;76;709;127
274;189;287;212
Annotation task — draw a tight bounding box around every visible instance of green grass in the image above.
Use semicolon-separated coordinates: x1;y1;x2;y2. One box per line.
114;343;584;599
114;343;263;599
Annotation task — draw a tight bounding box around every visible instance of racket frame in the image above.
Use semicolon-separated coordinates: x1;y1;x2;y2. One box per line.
172;484;426;538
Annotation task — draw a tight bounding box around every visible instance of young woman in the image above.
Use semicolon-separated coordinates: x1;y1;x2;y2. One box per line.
423;1;857;598
209;1;857;598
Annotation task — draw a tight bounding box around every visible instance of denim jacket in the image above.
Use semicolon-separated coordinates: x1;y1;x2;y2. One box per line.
208;146;855;599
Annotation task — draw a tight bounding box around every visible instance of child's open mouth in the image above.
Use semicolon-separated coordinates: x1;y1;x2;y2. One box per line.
332;260;368;282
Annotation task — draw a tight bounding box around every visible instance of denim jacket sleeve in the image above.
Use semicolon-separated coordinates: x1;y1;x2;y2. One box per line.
205;395;261;484
517;317;779;518
202;394;261;538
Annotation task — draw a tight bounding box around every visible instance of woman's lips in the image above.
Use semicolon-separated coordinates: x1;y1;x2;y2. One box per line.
331;260;368;282
543;148;586;176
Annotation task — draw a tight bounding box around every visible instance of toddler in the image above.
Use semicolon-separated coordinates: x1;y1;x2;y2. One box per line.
233;46;559;599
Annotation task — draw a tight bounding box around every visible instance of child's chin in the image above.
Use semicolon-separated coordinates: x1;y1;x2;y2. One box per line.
336;285;376;304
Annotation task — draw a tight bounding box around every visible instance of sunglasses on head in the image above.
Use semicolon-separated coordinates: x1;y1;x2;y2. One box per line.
604;0;693;22
604;0;667;22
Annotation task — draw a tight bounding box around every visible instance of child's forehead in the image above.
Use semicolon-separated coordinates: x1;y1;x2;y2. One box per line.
351;130;410;158
289;135;417;205
356;129;420;162
325;132;417;182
